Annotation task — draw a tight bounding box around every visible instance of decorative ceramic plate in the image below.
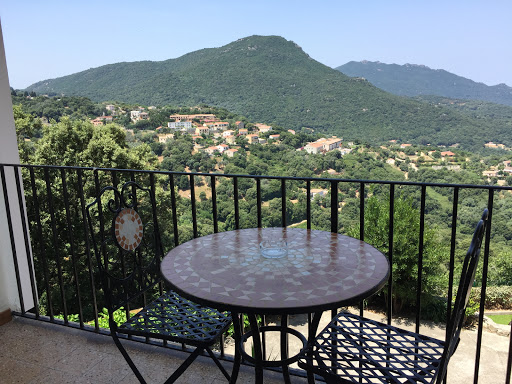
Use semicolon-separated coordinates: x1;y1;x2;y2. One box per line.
114;208;143;251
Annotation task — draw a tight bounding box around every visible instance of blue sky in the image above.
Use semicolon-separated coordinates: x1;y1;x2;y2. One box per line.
1;1;511;89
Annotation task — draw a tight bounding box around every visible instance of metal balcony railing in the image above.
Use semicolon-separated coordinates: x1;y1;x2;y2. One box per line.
1;163;511;382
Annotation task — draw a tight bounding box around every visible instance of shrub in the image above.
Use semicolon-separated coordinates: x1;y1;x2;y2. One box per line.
470;286;512;310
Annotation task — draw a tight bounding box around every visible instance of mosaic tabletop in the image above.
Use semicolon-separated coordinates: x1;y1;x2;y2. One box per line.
161;228;389;315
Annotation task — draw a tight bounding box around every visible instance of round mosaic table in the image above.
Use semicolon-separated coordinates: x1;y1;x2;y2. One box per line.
161;227;389;315
161;228;389;384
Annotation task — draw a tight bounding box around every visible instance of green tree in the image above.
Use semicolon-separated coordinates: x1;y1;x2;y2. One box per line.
348;195;445;315
13;104;42;163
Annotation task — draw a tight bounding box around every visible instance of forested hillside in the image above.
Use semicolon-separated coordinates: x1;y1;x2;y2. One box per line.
13;99;512;322
24;35;509;151
337;61;512;106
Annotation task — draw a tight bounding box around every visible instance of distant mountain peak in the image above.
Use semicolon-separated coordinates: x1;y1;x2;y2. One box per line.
404;63;430;70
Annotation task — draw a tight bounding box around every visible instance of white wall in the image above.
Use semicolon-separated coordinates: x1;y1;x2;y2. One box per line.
0;19;35;313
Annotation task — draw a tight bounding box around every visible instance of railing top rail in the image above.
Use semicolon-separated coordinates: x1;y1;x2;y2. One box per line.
1;162;510;191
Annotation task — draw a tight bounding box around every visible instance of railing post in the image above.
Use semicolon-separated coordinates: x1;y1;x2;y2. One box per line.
474;189;494;383
387;184;395;325
415;185;426;332
330;180;338;233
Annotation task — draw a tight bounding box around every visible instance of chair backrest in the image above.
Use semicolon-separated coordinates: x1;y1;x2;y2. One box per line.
86;181;164;318
437;208;488;381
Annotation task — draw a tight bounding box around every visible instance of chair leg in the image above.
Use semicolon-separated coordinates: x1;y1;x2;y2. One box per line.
229;312;243;384
112;334;147;384
205;347;231;381
164;346;205;384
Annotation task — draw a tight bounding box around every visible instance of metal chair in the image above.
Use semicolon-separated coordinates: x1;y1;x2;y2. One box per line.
299;209;489;384
86;180;234;383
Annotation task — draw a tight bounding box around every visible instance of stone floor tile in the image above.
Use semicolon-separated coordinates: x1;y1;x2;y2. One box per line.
51;344;110;376
81;353;132;384
0;357;44;384
27;368;83;384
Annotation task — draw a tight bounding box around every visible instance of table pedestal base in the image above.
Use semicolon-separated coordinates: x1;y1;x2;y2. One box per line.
231;312;323;384
240;325;308;367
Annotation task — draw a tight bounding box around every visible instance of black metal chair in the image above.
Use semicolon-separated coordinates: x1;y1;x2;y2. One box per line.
86;181;234;383
299;209;489;384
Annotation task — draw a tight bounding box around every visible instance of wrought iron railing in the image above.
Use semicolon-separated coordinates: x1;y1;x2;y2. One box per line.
1;162;511;382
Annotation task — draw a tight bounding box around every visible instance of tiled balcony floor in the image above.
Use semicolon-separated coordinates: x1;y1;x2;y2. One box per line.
1;313;510;383
0;316;307;384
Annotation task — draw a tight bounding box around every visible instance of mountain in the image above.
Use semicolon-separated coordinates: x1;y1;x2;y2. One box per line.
337;61;512;106
25;36;508;149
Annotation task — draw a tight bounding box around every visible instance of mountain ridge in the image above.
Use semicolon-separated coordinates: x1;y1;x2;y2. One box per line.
25;35;508;149
337;60;512;106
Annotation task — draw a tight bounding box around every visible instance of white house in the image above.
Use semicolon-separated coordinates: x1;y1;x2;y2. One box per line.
168;121;192;130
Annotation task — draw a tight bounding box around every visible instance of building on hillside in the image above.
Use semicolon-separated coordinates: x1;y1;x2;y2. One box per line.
205;146;219;155
226;136;237;144
91;118;103;126
483;170;499;178
223;130;235;137
485;142;506;149
157;134;174;143
235;121;245;130
255;123;272;133
131;110;149;122
400;143;412;148
441;151;455;157
225;148;239;158
130;111;140;122
210;122;229;131
168;121;192;130
288;129;296;135
310;188;328;200
269;134;280;140
304;141;324;154
195;126;210;136
217;144;229;153
105;104;115;112
247;134;259;144
238;128;248;136
305;137;342;154
258;138;267;144
97;115;113;122
169;114;216;122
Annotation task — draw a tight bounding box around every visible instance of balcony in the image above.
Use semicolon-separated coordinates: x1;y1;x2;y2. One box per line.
0;163;511;383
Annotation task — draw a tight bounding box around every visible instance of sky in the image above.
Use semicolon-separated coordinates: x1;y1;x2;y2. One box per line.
1;1;511;89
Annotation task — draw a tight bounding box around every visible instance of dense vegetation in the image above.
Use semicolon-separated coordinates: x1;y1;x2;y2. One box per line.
337;61;512;106
12;93;512;324
23;35;511;151
413;95;512;146
11;91;108;122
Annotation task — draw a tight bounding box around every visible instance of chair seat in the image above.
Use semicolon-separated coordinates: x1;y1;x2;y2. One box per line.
118;290;232;345
300;312;446;383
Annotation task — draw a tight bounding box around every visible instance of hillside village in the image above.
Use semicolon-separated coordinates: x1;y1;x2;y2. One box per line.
13;89;511;186
85;104;512;186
